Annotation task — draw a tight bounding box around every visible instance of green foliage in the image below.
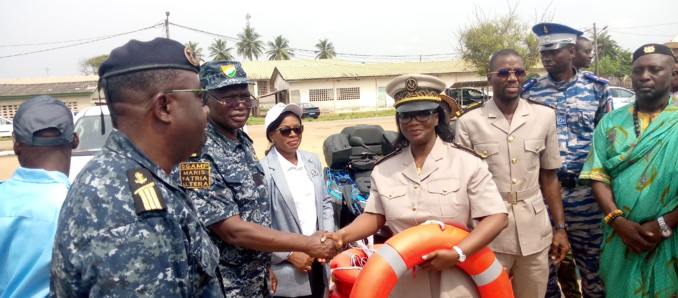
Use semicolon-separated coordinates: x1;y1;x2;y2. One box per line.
590;32;633;79
315;39;336;59
209;38;234;61
457;6;542;76
236;27;265;61
266;35;294;60
185;41;204;61
78;54;109;75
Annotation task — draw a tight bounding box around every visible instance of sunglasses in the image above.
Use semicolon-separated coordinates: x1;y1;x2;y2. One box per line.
397;110;437;124
145;89;209;108
207;93;255;109
276;124;304;137
489;68;527;78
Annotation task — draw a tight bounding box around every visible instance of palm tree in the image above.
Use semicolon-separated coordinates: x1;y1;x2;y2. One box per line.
236;27;265;61
266;35;294;60
594;32;619;59
185;41;204;61
315;38;336;59
209;38;234;61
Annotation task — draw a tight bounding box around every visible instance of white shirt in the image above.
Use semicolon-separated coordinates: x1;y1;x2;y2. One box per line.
274;148;317;236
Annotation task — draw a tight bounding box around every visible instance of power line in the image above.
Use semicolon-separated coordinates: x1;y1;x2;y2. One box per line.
0;24;162;59
607;30;675;38
609;22;678;30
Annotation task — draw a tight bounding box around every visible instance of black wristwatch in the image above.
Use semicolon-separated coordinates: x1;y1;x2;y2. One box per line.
554;224;568;231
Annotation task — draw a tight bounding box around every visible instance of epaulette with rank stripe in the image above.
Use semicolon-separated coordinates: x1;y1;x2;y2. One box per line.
582;72;609;85
127;168;167;214
451;142;485;159
525;98;556;109
375;147;403;166
521;78;537;95
456;101;484;117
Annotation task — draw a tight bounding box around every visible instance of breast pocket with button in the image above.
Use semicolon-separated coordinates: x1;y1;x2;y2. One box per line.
428;178;462;218
381;186;408;220
523;138;545;172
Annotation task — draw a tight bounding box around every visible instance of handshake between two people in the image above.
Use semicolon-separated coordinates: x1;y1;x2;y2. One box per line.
287;230;345;273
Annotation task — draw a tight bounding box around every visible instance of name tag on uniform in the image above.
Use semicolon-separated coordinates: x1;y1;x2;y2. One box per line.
179;162;211;189
557;114;567;125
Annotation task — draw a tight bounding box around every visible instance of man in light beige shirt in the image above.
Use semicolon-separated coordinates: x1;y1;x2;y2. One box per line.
455;49;569;298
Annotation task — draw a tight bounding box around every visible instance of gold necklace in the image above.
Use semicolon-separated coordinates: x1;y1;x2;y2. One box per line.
415;159;425;175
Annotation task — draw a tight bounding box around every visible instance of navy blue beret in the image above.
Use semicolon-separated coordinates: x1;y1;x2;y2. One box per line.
632;43;675;63
98;38;201;79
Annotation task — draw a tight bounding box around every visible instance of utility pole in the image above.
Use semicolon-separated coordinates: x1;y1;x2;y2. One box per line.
165;12;170;39
593;22;598;75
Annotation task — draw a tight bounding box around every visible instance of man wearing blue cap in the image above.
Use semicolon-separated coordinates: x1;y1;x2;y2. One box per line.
580;43;678;298
51;38;224;297
179;60;340;297
0;96;78;298
521;23;612;298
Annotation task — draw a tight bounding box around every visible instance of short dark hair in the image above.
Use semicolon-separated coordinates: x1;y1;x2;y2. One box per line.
100;69;181;127
576;36;590;44
489;49;523;71
392;106;455;149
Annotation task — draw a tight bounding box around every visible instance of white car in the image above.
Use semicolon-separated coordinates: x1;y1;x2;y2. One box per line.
0;116;12;138
609;86;635;110
70;105;112;181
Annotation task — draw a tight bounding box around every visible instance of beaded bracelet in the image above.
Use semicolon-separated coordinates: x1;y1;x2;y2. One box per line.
607;212;625;225
604;209;623;224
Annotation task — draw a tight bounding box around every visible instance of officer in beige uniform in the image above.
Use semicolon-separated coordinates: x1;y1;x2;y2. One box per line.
455;49;569;298
324;74;508;298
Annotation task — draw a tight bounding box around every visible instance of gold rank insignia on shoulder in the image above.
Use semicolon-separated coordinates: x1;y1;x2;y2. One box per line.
127;168;166;214
644;45;655;53
451;142;485;159
179;162;211;189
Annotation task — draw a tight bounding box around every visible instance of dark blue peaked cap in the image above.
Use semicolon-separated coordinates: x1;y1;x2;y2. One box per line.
532;23;583;51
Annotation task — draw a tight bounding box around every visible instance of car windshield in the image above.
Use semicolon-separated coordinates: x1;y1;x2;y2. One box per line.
74;114;112;151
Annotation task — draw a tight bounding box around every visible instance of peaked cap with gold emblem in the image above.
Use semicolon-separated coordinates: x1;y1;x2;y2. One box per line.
386;74;445;113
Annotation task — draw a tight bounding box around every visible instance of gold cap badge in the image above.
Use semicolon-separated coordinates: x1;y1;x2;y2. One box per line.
643;45;655;54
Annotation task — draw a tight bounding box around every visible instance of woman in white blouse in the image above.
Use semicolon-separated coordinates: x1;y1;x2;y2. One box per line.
260;103;334;298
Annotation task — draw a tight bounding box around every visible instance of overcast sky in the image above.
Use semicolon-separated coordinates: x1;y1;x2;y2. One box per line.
0;0;676;79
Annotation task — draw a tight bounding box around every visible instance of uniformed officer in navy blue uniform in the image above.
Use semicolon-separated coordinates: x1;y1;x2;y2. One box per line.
51;38;224;297
521;23;612;298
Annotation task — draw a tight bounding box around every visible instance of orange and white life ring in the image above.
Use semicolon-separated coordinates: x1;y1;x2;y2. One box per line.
349;221;514;298
329;244;382;298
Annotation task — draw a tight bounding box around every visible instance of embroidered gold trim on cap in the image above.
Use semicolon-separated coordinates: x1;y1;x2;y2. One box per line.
179;162;211;189
393;88;442;103
184;47;200;67
405;77;418;91
644;45;655;53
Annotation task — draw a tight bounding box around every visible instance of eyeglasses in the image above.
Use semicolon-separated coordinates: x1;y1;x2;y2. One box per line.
207;93;255;109
145;89;208;108
489;68;527;78
276;124;304;137
397;110;437;124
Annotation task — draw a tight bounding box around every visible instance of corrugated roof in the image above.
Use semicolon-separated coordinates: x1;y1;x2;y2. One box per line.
240;59;351;80
0;81;98;98
271;60;475;81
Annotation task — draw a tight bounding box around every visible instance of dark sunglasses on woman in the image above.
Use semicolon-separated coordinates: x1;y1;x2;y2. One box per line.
489;68;527;78
276;124;304;137
397;110;437;124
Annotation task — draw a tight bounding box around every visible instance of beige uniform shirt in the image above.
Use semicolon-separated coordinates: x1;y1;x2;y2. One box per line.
365;137;507;298
455;99;561;255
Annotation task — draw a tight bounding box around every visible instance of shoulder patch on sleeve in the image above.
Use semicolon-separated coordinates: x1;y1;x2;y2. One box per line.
456;101;484;117
582;72;609;85
520;78;537;95
525;98;556;109
451;142;485;159
178;162;211;189
375;147;403;166
127;168;167;214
